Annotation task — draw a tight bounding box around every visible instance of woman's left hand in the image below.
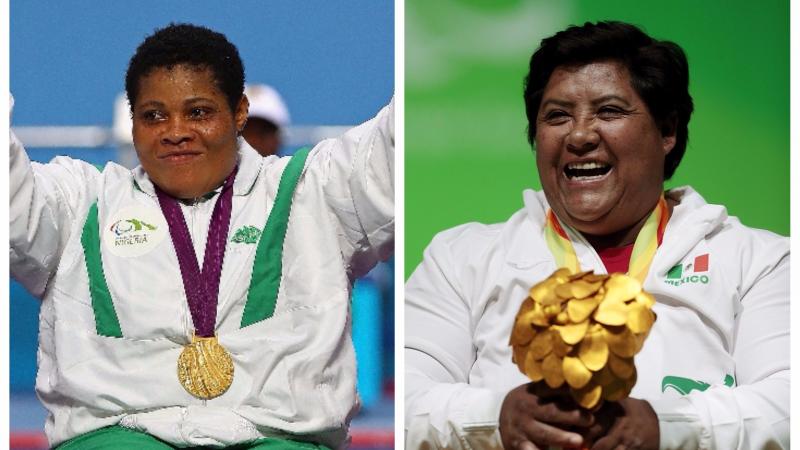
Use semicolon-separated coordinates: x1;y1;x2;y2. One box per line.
589;397;659;450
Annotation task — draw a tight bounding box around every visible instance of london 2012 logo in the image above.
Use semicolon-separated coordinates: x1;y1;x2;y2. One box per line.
664;253;710;286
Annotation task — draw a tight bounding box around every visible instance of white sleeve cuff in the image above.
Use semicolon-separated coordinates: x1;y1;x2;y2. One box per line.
649;396;710;450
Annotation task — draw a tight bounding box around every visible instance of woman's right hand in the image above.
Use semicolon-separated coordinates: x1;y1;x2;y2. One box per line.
499;383;597;450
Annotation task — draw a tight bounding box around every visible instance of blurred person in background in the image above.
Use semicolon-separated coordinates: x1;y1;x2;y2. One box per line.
242;83;291;156
11;23;394;450
405;21;788;450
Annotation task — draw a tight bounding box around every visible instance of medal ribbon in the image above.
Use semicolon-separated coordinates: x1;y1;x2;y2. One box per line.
544;195;669;284
156;168;237;338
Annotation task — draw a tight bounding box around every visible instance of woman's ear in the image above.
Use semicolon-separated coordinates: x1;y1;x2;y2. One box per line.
235;94;249;133
661;114;678;155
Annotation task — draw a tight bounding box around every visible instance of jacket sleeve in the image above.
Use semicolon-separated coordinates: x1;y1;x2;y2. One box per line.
10;129;100;298
304;98;394;279
405;229;506;449
650;235;790;450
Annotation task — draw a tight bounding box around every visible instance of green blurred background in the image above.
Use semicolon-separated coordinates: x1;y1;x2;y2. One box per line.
405;0;789;277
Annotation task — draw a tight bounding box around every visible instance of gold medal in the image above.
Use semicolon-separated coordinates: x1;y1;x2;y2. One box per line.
510;269;657;410
177;335;234;399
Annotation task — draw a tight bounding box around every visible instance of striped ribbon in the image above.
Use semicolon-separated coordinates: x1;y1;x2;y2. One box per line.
544;196;669;283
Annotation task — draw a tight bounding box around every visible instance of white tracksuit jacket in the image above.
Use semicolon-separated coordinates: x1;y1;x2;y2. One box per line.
10;100;394;448
405;187;789;449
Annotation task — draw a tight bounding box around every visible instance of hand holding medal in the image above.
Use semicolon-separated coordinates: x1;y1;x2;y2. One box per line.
510;268;656;408
508;268;656;447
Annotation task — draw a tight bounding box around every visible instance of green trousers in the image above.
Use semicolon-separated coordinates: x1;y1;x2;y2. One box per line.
55;426;330;450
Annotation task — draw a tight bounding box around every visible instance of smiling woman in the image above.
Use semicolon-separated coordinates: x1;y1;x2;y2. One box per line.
10;23;394;450
126;25;248;201
132;65;246;199
405;21;788;450
534;61;674;245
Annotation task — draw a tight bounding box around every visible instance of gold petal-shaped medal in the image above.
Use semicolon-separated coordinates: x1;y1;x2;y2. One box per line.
529;329;554;360
555;282;575;300
510;319;535;346
570;280;604;299
607;352;635;379
531;279;560;305
571;380;602;409
592;365;616;387
513;343;529;373
557;320;589;345
627;302;656;334
633;330;648;353
552;334;574;358
635;291;656;308
603;366;638;401
593;299;629;326
577;330;609;372
604;326;637;358
177;335;234;399
543;304;562;319
601;376;628;402
530;302;550;327
567;296;601;323
542;353;565;389
552;268;572;282
568;270;593;281
524;348;544;382
584;273;610;283
510;299;537;346
563;356;592;389
603;274;642;303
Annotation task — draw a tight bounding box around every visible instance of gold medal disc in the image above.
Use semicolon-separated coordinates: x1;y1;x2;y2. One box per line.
177;335;234;399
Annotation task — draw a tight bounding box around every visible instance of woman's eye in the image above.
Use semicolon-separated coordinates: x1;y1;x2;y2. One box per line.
598;106;626;119
141;110;165;122
543;110;569;123
189;107;211;119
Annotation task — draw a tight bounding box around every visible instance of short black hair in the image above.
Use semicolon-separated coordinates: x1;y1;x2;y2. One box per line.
125;23;245;114
523;21;693;179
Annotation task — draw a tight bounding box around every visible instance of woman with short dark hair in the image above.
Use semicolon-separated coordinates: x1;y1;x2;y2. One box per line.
405;21;788;450
11;23;394;450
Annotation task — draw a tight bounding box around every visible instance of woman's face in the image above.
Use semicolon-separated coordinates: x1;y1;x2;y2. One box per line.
535;60;675;237
132;64;247;199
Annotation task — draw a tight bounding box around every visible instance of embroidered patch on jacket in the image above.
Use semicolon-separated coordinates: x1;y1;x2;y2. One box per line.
230;225;262;244
663;253;710;286
661;373;735;395
103;206;168;257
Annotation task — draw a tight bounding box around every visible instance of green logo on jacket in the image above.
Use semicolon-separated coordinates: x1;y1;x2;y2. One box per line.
661;374;735;395
231;225;262;244
109;218;157;236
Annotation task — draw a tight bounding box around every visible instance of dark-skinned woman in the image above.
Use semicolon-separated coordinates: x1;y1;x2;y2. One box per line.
405;21;787;450
11;24;394;449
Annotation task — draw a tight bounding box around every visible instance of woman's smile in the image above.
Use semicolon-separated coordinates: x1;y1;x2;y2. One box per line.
131;64;247;199
535;60;675;238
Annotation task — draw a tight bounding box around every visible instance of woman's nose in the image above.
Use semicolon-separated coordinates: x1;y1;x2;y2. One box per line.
161;119;193;146
565;118;599;154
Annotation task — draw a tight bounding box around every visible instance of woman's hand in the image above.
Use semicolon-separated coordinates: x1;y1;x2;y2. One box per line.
590;398;659;450
499;383;595;450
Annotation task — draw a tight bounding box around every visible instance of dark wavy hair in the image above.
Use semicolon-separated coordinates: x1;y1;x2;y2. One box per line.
523;21;693;179
125;23;245;114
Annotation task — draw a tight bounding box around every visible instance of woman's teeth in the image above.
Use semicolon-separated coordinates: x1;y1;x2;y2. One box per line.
564;162;611;180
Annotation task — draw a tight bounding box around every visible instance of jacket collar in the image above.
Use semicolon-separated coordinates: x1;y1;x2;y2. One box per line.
131;138;263;199
510;186;728;274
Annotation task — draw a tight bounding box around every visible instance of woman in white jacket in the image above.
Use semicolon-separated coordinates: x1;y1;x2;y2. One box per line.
405;21;788;450
11;23;394;449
